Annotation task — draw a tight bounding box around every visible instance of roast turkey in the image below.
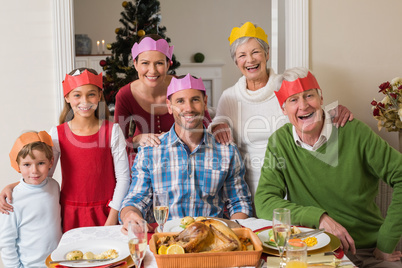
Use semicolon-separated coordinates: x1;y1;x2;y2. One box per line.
172;219;241;253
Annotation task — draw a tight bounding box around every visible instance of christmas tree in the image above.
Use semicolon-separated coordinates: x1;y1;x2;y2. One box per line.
100;0;180;111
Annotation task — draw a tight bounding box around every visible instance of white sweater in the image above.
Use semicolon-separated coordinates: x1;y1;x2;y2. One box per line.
210;68;289;198
0;178;62;268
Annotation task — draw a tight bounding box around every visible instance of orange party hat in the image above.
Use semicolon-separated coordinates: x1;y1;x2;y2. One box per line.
9;131;53;173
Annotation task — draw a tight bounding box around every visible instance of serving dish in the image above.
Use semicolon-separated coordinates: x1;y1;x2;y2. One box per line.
149;227;262;268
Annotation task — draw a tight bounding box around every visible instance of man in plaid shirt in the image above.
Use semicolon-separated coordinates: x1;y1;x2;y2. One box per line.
120;74;252;232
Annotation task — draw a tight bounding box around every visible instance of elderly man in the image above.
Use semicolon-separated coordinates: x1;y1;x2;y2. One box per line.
120;74;252;232
255;67;402;268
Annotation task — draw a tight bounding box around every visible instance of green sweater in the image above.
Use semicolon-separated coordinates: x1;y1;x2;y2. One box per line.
255;119;402;253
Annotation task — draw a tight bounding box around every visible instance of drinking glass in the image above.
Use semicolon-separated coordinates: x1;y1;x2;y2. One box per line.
273;208;291;268
153;191;169;232
286;241;308;268
128;220;148;268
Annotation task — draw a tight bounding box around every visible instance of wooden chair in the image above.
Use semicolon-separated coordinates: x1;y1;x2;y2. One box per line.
375;180;402;252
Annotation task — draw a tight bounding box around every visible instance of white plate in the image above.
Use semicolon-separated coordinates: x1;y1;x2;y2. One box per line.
163;218;228;233
257;227;330;251
50;239;130;267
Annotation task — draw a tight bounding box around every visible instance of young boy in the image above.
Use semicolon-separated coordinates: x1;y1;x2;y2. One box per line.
0;131;62;267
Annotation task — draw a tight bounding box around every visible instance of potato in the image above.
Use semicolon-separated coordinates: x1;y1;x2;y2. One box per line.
246;244;254;251
181;216;195;226
65;250;83;260
292;226;301;234
104;249;118;258
195;216;207;222
83;251;95;259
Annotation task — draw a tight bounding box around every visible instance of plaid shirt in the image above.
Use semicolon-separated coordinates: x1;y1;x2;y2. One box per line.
121;125;252;222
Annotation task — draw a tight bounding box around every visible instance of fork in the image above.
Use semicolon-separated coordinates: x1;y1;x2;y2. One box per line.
290;228;325;239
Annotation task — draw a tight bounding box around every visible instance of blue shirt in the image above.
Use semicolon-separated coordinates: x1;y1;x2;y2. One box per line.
121;125;252;222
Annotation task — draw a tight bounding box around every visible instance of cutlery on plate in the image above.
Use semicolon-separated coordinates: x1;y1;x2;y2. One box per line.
290;228;325;239
104;261;127;268
55;260;126;268
50;258;115;264
307;259;353;266
234;219;243;227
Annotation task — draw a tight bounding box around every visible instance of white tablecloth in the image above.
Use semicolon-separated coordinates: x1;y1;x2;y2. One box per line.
55;218;354;268
55;218;270;267
56;224;157;267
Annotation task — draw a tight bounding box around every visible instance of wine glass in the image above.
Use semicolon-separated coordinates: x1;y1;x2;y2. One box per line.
273;208;291;268
153;191;169;232
128;220;148;268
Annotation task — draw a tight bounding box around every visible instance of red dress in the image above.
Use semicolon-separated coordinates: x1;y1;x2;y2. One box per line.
57;121;116;232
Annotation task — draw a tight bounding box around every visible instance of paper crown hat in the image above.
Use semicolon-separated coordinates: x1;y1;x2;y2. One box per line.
275;71;321;107
131;37;174;60
9;131;53;173
167;74;206;98
62;69;103;97
228;21;269;45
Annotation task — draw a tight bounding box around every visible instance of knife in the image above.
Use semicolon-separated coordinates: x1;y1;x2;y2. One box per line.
307;259;353;266
50;258;115;264
55;260;127;268
290;228;325;239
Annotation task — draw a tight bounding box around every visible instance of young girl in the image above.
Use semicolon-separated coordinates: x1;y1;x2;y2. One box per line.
0;68;131;232
52;67;130;232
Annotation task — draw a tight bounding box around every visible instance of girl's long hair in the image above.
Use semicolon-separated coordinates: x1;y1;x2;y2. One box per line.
59;68;111;124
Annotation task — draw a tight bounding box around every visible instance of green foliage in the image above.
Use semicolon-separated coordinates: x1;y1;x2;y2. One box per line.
102;0;180;106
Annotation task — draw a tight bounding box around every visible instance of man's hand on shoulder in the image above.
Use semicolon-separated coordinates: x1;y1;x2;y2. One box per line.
329;105;354;128
373;248;402;262
212;123;232;145
319;213;356;255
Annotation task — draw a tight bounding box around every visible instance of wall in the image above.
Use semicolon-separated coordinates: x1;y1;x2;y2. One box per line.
0;1;58;266
74;0;272;100
74;0;401;150
73;0;122;55
159;0;271;91
310;0;402;150
0;1;401;266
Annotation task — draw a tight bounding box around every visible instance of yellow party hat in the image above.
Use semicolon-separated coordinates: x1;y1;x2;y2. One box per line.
228;22;268;45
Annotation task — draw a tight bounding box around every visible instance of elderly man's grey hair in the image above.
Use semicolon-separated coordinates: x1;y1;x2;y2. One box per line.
276;67;321;107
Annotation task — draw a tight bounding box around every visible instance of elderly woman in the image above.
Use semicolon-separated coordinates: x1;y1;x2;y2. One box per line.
210;22;353;200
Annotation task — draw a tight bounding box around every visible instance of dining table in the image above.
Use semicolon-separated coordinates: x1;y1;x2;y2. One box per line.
46;217;355;268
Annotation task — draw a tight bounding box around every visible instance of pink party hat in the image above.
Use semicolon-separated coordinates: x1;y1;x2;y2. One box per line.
167;74;206;98
275;71;320;107
131;37;174;60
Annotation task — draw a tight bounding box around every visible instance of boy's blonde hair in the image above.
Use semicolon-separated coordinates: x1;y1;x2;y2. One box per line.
59;68;111;124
